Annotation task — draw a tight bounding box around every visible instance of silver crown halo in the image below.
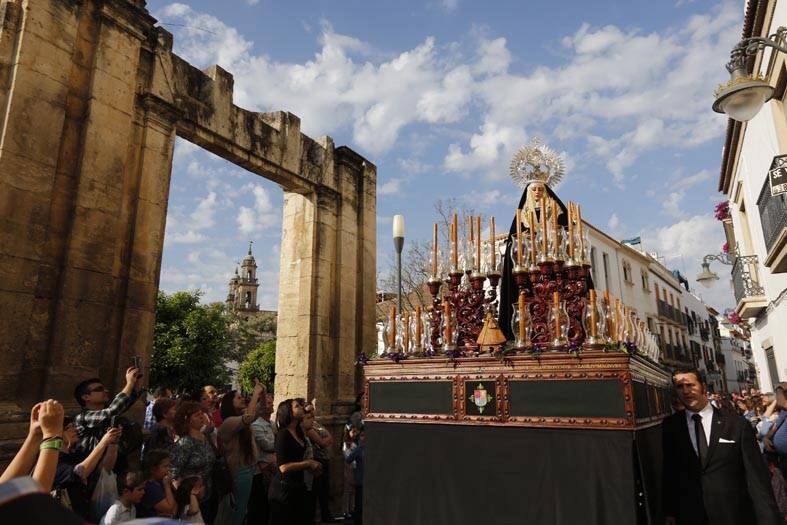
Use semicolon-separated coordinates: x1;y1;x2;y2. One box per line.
509;138;566;189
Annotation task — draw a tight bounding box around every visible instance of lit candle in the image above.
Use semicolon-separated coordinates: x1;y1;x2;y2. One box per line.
551;201;558;257
468;216;474;243
541;195;547;255
403;310;410;353
415;305;422;346
518;291;526;343
589;289;597;337
389;305;397;348
490;216;496;269
604;290;615;341
476;216;481;271
515;208;523;266
529;211;536;265
443;300;451;345
432;223;438;276
553;292;561;339
568;202;575;259
452;213;458;269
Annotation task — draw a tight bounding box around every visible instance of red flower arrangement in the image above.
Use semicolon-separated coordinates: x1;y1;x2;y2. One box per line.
722;242;729;254
727;311;741;325
714;201;730;221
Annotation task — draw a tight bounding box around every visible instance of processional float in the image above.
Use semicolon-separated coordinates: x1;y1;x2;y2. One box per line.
362;140;671;525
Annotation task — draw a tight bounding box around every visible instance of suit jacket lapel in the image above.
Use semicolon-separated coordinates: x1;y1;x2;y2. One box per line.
704;407;724;468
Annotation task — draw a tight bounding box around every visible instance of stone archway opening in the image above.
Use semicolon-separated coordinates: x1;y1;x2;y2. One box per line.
158;137;285;390
0;0;377;466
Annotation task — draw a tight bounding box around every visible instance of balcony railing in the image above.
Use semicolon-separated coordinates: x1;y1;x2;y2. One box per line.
758;169;787;254
731;253;768;318
699;327;710;341
732;254;765;302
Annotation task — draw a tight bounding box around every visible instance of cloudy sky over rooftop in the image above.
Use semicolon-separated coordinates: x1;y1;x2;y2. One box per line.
151;0;741;312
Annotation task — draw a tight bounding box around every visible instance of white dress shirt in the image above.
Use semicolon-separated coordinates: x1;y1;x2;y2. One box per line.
685;401;714;456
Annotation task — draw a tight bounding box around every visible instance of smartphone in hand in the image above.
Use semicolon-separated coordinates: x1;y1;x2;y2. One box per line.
131;356;144;378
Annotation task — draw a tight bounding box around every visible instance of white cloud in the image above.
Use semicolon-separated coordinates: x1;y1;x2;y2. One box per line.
441;0;458;11
167;230;206;244
397;158;431;175
444;122;527;179
378;177;405;196
157;1;738;183
608;213;620;231
674;169;713;190
474;37;511;76
662;191;686;219
190;191;217;230
236;184;279;234
646;214;731;310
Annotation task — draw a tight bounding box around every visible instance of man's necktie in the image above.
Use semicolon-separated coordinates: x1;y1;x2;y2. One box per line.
692;413;709;466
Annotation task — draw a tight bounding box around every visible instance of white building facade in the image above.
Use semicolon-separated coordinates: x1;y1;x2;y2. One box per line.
716;0;787;392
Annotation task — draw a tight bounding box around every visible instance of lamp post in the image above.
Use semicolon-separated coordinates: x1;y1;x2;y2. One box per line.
696;252;735;288
712;27;787;121
393;215;405;314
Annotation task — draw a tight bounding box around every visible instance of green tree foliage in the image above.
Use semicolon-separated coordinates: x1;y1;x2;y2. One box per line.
227;310;277;362
151;290;231;394
238;340;276;392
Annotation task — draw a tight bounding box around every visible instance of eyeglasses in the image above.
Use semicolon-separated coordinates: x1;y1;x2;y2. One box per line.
88;385;106;393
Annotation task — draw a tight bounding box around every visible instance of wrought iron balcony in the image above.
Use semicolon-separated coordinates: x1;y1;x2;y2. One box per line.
731;253;768;318
758;168;787;272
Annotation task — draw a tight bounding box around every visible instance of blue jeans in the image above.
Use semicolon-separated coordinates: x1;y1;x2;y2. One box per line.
232;465;255;525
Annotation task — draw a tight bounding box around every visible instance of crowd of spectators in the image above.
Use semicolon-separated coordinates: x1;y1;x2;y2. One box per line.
0;368;366;525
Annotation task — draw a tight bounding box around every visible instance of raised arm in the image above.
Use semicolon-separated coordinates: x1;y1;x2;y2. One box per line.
0;403;43;482
32;400;64;492
246;380;265;418
76;427;121;480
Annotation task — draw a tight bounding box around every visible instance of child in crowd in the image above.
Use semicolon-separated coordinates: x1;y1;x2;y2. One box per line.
136;450;176;518
100;471;145;525
175;475;206;523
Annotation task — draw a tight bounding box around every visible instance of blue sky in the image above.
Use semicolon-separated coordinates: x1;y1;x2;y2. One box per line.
151;0;743;311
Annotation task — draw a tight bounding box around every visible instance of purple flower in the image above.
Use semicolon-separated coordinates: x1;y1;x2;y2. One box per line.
355;352;369;366
714;201;730;221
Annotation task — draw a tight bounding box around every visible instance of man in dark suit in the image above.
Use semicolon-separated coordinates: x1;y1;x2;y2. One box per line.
662;368;781;524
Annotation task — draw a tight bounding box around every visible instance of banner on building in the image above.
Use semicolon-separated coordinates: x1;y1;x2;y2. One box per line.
769;154;787;196
622;236;641;246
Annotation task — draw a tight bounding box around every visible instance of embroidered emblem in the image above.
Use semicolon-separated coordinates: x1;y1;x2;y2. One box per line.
469;383;494;414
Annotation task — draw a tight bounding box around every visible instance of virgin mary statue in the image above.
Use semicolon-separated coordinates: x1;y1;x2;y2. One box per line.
498;140;571;340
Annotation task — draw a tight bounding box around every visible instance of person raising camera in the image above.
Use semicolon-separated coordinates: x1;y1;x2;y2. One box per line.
73;367;143;457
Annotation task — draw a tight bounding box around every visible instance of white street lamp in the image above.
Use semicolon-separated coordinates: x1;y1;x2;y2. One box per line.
712;28;787;122
695;253;734;289
392;215;405;314
696;261;719;289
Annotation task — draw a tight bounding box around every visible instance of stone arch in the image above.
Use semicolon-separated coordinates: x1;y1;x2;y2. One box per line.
0;0;375;434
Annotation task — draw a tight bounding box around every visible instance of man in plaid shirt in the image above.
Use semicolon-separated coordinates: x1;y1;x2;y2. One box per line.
73;366;142;456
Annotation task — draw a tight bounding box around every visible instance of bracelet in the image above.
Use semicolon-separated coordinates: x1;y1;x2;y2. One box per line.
40;438;63;451
41;435;63;443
